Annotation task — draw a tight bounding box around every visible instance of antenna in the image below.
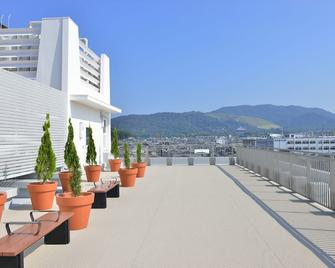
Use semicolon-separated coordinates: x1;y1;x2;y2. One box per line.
7;14;11;28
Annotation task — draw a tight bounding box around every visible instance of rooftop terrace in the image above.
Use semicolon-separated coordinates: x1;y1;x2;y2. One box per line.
1;164;333;267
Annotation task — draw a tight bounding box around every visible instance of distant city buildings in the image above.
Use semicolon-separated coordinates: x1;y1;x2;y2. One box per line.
118;136;236;158
274;134;335;154
242;136;274;149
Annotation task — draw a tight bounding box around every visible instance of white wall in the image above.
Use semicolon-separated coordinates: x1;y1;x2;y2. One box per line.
36;18;63;90
0;69;67;180
71;102;104;166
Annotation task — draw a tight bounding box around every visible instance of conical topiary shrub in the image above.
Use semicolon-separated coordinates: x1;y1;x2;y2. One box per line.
119;143;138;187
136;143;142;163
84;126;101;182
109;128;121;171
59;119;78;192
124;143;131;169
56;123;94;231
111;128;119;159
27;113;58;210
132;143;147;178
35;113;56;183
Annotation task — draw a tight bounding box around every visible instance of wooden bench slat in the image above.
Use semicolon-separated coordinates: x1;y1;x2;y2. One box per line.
0;212;73;256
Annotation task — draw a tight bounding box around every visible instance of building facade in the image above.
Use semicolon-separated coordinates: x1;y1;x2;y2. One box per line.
242;137;274;149
274;134;335;154
0;17;120;179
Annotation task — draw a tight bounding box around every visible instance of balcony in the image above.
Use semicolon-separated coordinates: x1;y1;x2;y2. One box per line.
0;160;333;267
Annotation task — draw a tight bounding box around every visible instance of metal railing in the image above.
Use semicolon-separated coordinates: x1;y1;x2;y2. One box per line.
146;157;235;166
236;147;335;209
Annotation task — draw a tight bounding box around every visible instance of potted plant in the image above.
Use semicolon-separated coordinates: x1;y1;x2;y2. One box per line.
84;126;101;182
58;119;76;192
56;135;94;230
109;128;121;172
132;143;147;178
0;192;7;221
118;143;138;187
27;113;57;210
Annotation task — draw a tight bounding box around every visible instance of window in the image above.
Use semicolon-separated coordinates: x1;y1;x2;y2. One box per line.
86;127;90;145
103;119;107;133
310;141;316;144
295;141;301;144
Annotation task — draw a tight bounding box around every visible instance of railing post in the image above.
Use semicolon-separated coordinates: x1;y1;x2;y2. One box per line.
330;158;335;210
275;153;279;182
209;157;216;165
306;157;311;198
166;157;172;166
289;153;293;189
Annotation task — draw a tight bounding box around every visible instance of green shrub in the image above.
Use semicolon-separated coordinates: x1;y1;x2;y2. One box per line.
86;126;97;165
70;165;82;196
35;113;56;183
111;128;119;158
64;119;75;169
136;144;142;163
123;143;130;169
64;119;81;196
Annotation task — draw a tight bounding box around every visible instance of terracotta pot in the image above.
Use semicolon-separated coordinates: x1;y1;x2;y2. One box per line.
118;168;138;187
56;192;94;230
109;159;121;172
0;193;7;221
58;171;73;192
131;162;147;178
84;165;101;182
27;181;57;210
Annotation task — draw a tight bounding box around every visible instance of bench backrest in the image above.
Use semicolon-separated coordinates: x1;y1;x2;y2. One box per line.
89;181;119;193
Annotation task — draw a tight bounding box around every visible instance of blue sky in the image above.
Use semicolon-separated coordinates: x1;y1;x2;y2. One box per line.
2;0;335;115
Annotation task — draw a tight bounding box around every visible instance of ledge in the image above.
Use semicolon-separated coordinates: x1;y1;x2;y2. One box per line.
70;94;121;113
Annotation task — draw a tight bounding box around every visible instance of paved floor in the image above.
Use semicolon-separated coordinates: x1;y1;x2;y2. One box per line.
1;166;327;267
222;164;335;266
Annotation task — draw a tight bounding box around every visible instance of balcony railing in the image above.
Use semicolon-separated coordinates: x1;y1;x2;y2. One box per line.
236;147;335;210
146;156;235;166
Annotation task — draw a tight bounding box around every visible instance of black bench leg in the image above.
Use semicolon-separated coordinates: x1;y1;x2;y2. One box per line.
92;192;107;208
0;252;24;268
107;184;120;198
45;220;70;245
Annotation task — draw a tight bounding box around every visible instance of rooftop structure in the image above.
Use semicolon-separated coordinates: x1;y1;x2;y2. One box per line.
0;17;121;179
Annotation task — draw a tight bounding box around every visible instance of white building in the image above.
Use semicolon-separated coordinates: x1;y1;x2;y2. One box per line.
274;134;335;154
0;17;121;180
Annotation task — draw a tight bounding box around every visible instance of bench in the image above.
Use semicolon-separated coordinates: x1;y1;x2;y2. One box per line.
88;180;120;209
0;210;73;268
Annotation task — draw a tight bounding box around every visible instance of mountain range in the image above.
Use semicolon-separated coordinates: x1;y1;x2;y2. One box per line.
112;105;335;137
